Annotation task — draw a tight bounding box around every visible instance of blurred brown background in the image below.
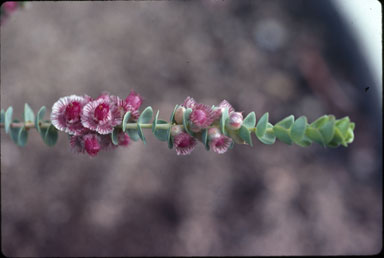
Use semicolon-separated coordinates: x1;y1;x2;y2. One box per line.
1;0;382;256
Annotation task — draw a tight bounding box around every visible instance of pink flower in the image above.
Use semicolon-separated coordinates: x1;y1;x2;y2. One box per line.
70;133;101;157
81;95;121;134
174;132;197;155
210;134;233;154
125;90;143;110
110;95;140;120
51;95;90;135
189;103;220;129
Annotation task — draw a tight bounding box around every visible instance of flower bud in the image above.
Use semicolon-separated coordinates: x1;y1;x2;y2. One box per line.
208;127;221;140
227;112;243;130
174;107;185;124
170;125;183;137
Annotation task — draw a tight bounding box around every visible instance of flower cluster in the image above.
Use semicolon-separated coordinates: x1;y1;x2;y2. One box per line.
171;97;243;155
51;91;143;156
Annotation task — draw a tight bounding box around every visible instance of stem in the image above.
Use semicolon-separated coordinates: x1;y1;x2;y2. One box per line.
0;122;271;133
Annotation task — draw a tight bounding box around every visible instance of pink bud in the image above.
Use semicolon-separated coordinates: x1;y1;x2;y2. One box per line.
174;107;185;124
228;112;243;130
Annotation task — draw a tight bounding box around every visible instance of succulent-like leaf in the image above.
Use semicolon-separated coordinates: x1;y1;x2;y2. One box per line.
243;112;256;128
152;110;159;133
258;123;276;145
220;107;229;136
256;112;268;138
311;115;329;129
0;109;4;123
24;103;35;123
239;125;252;146
170;104;178;123
35;106;46;134
167;127;173;149
137;123;146;144
154;120;168;142
138;106;153;124
276;115;294;129
122;112;131;132
5;106;13;134
202;128;210;150
318;116;335;144
17;126;28;147
44;124;59;147
305;127;325;146
273;125;292;145
126;129;140;141
291;116;307;143
9;119;21;144
183;108;193;136
111;128;119;145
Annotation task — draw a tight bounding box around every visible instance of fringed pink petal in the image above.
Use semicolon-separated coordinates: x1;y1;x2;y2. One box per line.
190;103;217;128
182;96;196;109
174;132;197;155
218;99;235;114
210;135;232;154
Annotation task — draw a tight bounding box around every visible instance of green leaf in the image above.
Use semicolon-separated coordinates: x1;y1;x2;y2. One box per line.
167;127;173;149
17;126;28;147
295;136;312;147
154;120;168;142
170;104;179;123
9;119;21;144
122;112;131;132
24;103;35;123
258;123;276;145
202;128;210;150
318;116;335;144
243;112;256;128
335;117;350;135
256;112;268;138
291;116;307;142
137;123;146;144
327;127;343;147
220;107;229;136
183;108;193;136
138;106;153;124
311;115;329;129
111;128;119;145
35;106;46;134
305;127;325;146
273;125;292;145
44;124;58;147
126;128;140;141
276;115;294;129
0;109;4;123
228;128;246;144
152;110;159;133
345;128;354;144
5;106;13;134
239;125;252;146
